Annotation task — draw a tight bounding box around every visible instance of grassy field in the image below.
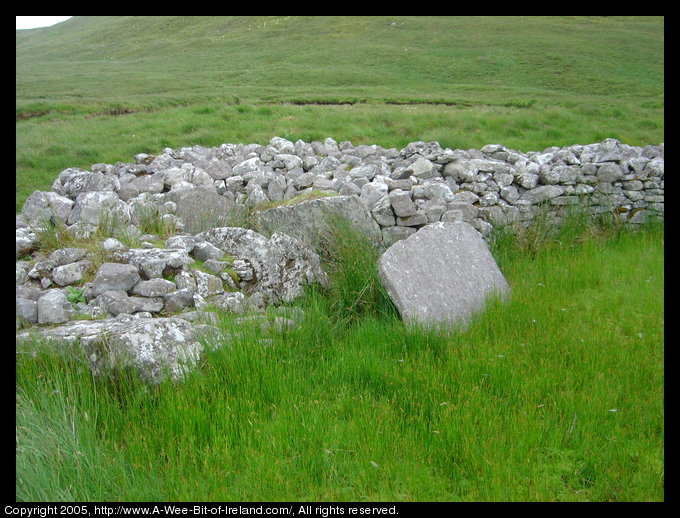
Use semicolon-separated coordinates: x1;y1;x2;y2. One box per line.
16;215;664;501
16;16;664;212
16;16;664;502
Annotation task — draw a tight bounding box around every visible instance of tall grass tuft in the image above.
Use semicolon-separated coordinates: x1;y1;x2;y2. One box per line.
315;216;398;330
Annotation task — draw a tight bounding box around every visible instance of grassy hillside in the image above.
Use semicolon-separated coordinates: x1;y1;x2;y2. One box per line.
16;16;664;109
16;16;664;211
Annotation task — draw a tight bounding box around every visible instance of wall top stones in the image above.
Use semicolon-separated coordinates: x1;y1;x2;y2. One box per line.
18;136;664;246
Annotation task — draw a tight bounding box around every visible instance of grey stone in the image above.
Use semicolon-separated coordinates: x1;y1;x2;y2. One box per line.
251;195;383;251
371;196;396;227
421;198;447;223
197;227;328;304
131;278;177;298
96;290;140;316
407;157;437;179
500;185;521;203
16;298;38;324
16;228;38;257
17;316;211;384
192;241;226;262
275;153;303;170
202;259;229;275
92;262;141;296
232;157;264;176
245;184;269;208
377;222;510;327
396;211;428;227
22;191;75;228
164;235;195;252
389;189;417;217
423;182;455;201
51;261;91;286
163;288;195;313
113;248;192;279
68;191;127;226
193;269;225;298
49;247;88;266
16;263;29;284
28;258;57;280
348;164;379;180
441;210;464;223
597;163;624;182
37;289;73;324
231;259;253;281
210;292;246;313
270;136;295;154
517;173;539;189
130;295;164;313
360;182;389;211
59;171;119;198
519;185;565;204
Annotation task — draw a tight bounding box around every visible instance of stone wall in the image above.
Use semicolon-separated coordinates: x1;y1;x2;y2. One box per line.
18;136;665;248
15;135;664;381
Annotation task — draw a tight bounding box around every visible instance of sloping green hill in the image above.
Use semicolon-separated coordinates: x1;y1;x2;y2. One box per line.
16;16;664;111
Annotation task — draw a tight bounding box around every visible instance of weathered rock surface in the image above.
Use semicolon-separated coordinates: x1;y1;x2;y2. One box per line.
377;221;510;327
17;315;214;383
251;195;383;251
197;227;329;304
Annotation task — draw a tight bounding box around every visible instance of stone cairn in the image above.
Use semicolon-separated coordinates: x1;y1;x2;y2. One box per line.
16;136;663;382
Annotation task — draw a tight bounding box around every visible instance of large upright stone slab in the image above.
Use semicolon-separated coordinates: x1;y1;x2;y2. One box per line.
377;221;510;327
251;195;384;251
166;186;245;234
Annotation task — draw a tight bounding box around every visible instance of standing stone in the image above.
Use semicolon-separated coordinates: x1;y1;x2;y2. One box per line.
251;195;384;251
166;186;240;234
377;222;510;327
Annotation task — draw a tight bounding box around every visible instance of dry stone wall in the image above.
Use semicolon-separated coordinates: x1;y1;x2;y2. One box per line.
18;136;665;248
16;136;664;381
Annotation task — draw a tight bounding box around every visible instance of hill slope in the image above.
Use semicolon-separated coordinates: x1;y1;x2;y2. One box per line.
17;16;664;111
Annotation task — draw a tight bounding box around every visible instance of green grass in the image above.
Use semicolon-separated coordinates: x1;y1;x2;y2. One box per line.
16;217;664;501
16;16;664;212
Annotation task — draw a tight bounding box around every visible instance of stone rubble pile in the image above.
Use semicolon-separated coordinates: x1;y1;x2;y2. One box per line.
16;136;664;381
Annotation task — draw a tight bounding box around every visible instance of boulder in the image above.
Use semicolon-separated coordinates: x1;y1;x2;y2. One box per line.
92;262;141;296
197;227;328;304
16;228;38;257
68;191;128;226
251;195;384;251
112;248;192;279
17;315;214;384
51;260;91;286
166;186;244;234
377;222;510;327
37;289;73;324
21;191;74;228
